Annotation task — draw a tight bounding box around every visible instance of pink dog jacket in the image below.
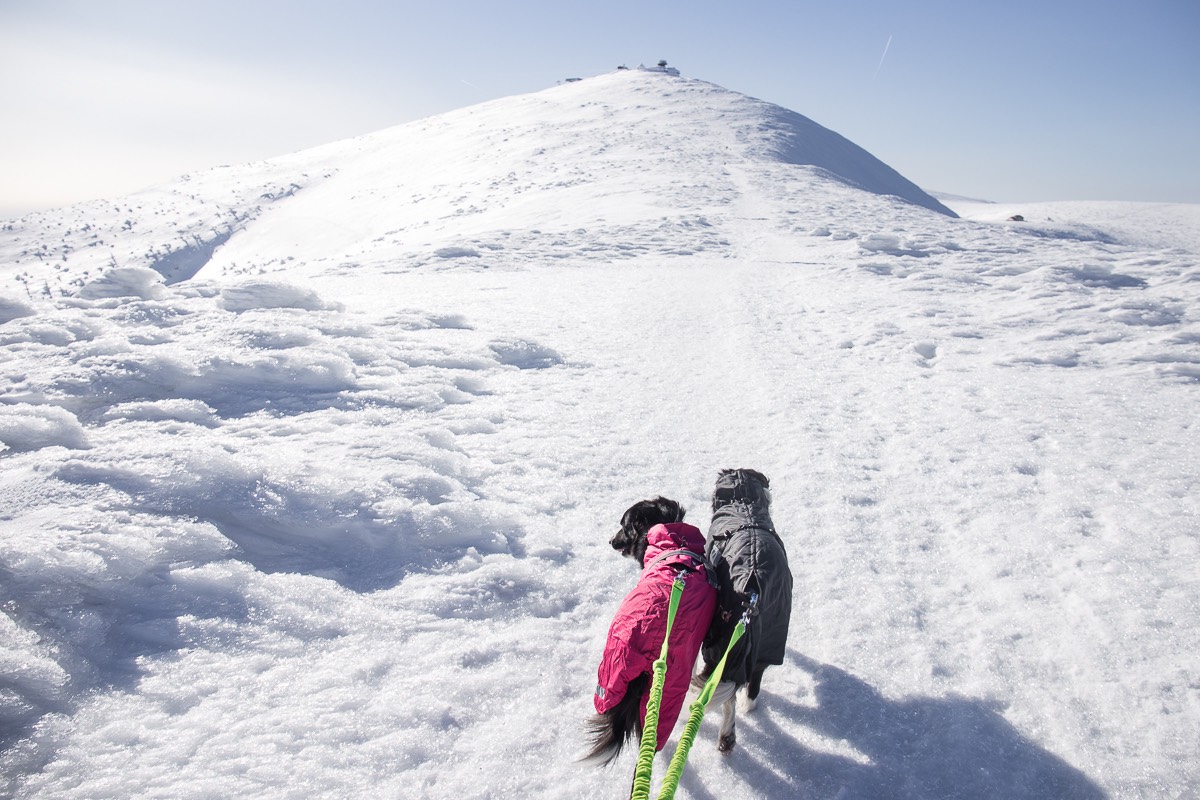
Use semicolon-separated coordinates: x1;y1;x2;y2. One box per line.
594;522;717;750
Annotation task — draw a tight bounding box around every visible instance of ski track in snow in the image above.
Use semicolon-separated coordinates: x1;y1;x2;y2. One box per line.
2;70;1199;799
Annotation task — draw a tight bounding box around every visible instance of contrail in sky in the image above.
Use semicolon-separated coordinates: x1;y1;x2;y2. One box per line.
872;34;893;80
460;78;483;91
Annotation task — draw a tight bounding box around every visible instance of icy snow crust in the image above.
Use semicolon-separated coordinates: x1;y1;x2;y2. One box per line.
1;70;1198;798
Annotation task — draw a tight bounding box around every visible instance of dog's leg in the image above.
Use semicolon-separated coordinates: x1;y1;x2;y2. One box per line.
742;664;768;713
709;680;738;753
719;693;737;753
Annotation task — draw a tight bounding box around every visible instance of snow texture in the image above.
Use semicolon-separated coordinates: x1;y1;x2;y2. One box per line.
1;69;1198;799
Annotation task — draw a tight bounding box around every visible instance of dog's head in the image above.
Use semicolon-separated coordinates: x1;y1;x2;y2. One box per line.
610;496;686;564
712;468;771;512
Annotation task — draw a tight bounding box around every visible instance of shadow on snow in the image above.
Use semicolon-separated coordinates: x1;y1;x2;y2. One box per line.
680;651;1107;800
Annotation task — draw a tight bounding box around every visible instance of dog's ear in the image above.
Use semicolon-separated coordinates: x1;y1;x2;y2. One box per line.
743;470;771;508
628;497;686;537
744;469;770;489
629;535;649;565
650;496;685;525
611;497;686;562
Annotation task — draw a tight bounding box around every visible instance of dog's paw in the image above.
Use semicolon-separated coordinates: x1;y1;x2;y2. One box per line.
718;730;737;753
740;695;758;714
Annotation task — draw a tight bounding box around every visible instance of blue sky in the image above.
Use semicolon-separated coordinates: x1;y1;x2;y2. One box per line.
1;0;1197;217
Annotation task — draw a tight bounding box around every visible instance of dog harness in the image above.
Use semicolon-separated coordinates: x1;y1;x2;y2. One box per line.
643;548;721;593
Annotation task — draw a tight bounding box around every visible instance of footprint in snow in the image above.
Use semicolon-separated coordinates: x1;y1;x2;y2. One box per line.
913;341;938;363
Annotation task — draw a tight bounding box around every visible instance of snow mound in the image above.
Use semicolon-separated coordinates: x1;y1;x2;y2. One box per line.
78;266;165;300
0;403;89;452
0;297;35;324
218;281;339;312
490;337;564;369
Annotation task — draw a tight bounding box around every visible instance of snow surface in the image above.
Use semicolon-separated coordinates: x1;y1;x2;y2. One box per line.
2;69;1198;799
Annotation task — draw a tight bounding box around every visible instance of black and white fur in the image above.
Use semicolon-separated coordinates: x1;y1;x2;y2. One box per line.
581;496;687;766
708;665;769;753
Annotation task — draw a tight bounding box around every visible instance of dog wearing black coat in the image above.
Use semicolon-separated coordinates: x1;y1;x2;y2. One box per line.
700;468;793;753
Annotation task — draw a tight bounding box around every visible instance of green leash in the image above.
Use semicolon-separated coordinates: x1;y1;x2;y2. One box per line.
629;576;685;800
629;579;757;800
656;597;752;800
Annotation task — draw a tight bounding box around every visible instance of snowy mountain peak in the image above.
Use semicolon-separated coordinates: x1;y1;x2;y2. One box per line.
2;69;953;300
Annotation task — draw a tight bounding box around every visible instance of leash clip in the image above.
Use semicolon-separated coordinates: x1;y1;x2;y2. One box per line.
741;592;759;625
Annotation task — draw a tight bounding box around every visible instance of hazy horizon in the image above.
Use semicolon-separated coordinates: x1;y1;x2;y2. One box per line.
1;0;1198;218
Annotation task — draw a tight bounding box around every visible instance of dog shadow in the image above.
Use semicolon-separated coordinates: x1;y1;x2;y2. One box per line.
678;651;1107;800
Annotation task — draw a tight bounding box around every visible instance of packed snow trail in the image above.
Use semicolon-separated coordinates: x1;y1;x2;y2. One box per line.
285;208;1142;797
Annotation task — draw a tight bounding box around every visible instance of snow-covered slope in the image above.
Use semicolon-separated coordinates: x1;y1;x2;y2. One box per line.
2;69;1198;799
1;70;953;302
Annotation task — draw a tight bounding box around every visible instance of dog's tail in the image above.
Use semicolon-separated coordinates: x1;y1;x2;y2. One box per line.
578;674;647;767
